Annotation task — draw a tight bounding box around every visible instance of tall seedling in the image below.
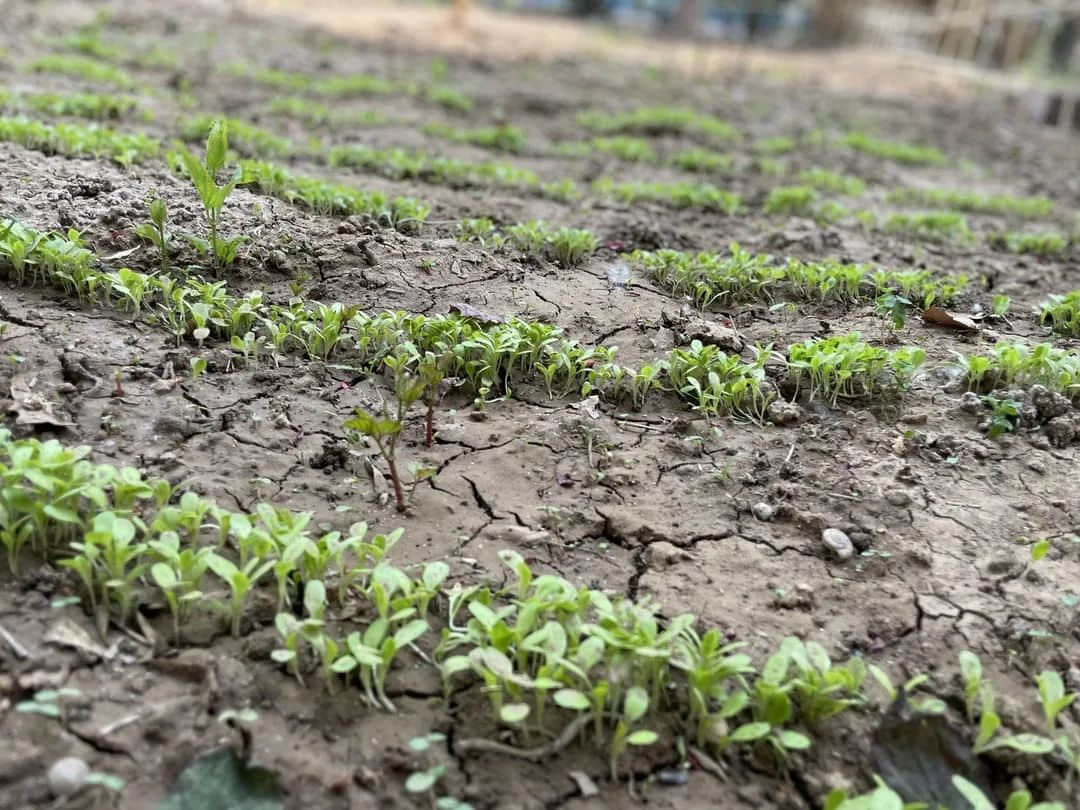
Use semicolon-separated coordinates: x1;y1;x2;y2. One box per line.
179;120;246;270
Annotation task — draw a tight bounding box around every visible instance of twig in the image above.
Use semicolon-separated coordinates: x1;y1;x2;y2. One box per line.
688;745;727;781
456;714;590;761
0;623;32;659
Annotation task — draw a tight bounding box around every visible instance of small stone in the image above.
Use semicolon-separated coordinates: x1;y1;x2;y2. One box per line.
681;319;743;352
267;250;288;271
645;541;687;568
883;489;911;507
468;411;489;422
766;400;802;426
822;528;854;560
958;391;982;414
48;757;88;797
752;502;775;521
1044;416;1075;448
152;379;177;395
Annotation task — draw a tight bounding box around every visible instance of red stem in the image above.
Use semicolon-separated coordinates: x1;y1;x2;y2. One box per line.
387;456;406;512
425;402;434;447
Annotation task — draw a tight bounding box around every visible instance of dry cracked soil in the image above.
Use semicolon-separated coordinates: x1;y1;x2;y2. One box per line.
0;1;1078;809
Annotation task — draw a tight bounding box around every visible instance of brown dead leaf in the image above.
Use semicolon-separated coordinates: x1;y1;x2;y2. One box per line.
8;375;74;428
922;307;978;331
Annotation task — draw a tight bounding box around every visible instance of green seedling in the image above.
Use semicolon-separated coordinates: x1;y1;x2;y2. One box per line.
889;188;1052;218
992;294;1011;319
150;530;210;645
756;136;795;155
134;197;170;275
885;211;971;242
180;115;294;159
423;121;525;153
595;177;741;213
608;685;657;780
843;131;945;165
344;352;432;511
788;334;925;406
1001;231;1068;256
981;395;1020;438
1040;290;1080;336
0;116;158;166
952;777;1064;810
590;135;656;162
670;148;732;173
21;91;140;121
176;120;247;270
206;551;274;637
28;54;133;88
764;185;817;216
876;293;912;332
16;688;83;721
798;167;864;195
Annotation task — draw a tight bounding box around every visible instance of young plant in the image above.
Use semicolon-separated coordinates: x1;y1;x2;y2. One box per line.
608;685;658;780
134;197;170;275
176;120;247;270
981;395;1020;438
344;352;433;511
206;551;274;637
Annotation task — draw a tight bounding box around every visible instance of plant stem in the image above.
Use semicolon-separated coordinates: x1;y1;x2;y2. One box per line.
425;401;434;447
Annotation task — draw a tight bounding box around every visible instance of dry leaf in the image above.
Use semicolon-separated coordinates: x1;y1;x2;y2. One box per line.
922;307;978;331
567;771;599;797
44;617;108;660
448;302;508;324
9;375;74;428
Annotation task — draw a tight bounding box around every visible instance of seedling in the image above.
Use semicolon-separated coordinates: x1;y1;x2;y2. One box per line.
1000;231;1068;257
981;395;1020;438
888;187;1052;218
176;120;247;270
670;148;732;173
344;352;432;512
843;131;945;165
134;197;170;275
764;185;817;216
1040;290;1080;336
0;116;158;166
16;688;83;721
608;686;657;780
885;211;971;242
206;552;274;636
876;293;912;333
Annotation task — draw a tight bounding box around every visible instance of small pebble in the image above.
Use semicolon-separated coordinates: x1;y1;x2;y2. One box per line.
883;489;911;507
751;502;774;521
48;757;88;797
822;528;854;560
656;768;689;786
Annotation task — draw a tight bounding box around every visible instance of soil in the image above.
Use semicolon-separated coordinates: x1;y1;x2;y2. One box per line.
0;1;1078;809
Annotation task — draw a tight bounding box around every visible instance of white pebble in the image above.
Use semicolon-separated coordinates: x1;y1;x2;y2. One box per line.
822;528;854;560
48;757;88;796
752;502;774;521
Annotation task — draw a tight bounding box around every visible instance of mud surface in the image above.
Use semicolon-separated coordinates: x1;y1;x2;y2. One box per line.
0;2;1078;809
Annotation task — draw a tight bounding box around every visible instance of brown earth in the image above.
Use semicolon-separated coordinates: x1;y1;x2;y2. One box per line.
0;1;1078;809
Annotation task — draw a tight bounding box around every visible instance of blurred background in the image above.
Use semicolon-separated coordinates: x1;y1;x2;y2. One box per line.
446;0;1079;72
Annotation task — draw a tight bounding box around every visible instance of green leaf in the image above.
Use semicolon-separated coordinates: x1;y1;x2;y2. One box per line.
951;775;994;810
983;733;1055;754
206;120;228;175
1005;791;1032;810
499;703;530;725
553;688;590;711
404;765;444;794
151;563;178;589
84;772;126;791
776;729;811;750
43;503;82;524
730;722;770;742
1030;538;1050;562
270;650;295;663
393;618;429;648
154;746;282;810
623;686;649;724
626;729;658;746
